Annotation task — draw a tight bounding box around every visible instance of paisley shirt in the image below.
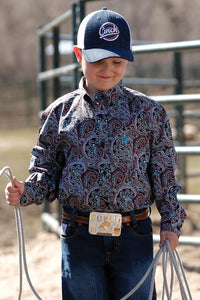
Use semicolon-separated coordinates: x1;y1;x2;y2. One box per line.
20;78;186;235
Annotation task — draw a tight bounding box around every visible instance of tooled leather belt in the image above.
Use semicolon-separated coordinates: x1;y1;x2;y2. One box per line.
62;209;149;225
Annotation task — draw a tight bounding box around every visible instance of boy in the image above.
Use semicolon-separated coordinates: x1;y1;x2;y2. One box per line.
6;8;186;300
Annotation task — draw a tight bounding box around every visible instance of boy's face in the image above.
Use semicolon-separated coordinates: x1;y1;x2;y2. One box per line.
74;47;128;97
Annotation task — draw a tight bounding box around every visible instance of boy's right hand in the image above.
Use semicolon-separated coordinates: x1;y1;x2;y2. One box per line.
5;177;25;206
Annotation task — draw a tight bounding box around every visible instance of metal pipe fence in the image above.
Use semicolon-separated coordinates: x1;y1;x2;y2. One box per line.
37;41;200;84
152;94;200;105
132;40;200;54
37;3;200;245
178;194;200;203
37;63;78;82
37;9;72;37
175;146;200;155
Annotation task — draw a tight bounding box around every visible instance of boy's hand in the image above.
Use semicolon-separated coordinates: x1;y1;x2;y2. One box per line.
159;231;179;251
5;177;25;206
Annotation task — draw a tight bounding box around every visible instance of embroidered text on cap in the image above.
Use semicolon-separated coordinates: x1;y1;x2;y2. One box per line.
99;22;120;41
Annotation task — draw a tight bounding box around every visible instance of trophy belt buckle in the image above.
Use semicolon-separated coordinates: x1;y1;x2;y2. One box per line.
89;212;122;236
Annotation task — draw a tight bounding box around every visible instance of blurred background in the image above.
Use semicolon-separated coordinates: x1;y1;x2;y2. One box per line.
0;1;200;299
0;0;200;128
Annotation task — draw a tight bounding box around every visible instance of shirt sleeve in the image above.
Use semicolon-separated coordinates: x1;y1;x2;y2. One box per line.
20;105;64;206
148;104;187;236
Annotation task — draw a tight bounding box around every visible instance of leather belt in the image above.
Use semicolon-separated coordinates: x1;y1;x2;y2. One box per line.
62;209;149;225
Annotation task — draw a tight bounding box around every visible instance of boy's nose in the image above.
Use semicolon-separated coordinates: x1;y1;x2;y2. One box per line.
102;61;112;73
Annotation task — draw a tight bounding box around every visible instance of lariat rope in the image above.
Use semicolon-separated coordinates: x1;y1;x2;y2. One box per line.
121;239;192;300
0;166;192;300
0;166;42;300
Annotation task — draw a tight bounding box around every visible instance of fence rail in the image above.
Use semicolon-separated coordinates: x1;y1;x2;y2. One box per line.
133;39;200;54
37;4;200;246
37;9;72;37
152;94;200;104
41;212;200;245
178;194;200;203
37;40;200;84
175;146;200;155
153;234;200;245
37;63;78;82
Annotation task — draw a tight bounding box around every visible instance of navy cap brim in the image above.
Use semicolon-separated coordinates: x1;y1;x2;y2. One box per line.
82;47;134;63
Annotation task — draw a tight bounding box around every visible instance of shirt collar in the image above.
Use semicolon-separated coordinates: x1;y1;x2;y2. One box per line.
79;76;125;107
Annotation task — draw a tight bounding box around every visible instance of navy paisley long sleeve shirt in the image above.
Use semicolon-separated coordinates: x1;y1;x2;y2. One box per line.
20;78;186;236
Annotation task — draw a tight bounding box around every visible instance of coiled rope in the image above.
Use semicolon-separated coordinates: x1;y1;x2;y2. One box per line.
120;240;192;300
1;166;192;300
0;166;42;300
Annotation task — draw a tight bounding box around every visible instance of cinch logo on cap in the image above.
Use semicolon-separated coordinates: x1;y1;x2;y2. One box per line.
99;22;120;41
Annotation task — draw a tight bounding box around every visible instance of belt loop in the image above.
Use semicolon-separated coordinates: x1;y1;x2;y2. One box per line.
70;208;77;227
148;207;151;216
130;211;137;227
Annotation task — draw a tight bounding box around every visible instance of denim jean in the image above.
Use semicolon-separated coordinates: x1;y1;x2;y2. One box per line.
61;214;156;300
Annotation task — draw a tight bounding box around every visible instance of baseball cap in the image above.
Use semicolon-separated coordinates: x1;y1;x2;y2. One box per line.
77;8;134;63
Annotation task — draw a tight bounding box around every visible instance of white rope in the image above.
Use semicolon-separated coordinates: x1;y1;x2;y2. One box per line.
121;240;192;300
0;166;43;300
0;166;193;300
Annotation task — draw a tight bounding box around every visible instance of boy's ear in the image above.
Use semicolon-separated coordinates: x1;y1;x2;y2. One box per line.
73;46;82;63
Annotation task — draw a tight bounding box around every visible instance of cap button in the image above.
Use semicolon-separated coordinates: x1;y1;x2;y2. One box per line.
102;7;108;10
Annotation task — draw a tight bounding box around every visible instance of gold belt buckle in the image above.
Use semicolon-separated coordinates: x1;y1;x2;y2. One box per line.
89;212;122;236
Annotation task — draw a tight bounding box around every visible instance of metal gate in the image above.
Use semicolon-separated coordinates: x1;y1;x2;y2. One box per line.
37;0;200;245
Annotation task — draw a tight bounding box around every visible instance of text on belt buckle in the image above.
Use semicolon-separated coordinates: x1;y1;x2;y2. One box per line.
89;212;122;236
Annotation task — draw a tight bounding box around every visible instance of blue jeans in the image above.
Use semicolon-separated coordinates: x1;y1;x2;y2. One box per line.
61;214;156;300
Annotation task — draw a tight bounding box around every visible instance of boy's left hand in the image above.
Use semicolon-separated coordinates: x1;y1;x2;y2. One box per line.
159;231;179;251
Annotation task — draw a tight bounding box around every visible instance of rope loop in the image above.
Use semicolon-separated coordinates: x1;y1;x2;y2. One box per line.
121;240;192;300
0;166;42;300
0;166;192;300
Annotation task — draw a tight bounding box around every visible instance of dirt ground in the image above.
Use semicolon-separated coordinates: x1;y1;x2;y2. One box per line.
0;201;199;300
0;128;200;299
